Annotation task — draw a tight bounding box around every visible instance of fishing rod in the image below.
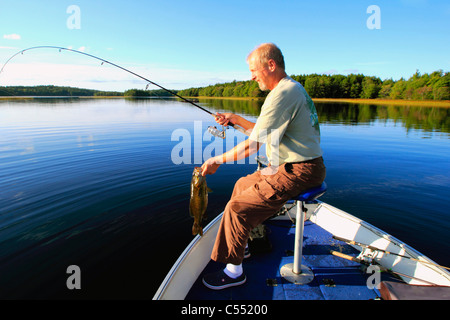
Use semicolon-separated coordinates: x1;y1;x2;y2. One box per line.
329;250;439;286
0;45;247;138
333;235;450;271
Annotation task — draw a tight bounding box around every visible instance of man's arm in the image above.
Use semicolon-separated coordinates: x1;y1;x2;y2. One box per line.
201;138;261;176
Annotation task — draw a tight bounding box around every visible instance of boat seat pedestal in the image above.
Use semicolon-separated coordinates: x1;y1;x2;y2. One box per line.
280;182;327;285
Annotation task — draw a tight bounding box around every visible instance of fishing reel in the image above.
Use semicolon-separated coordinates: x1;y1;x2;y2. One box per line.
207;125;227;139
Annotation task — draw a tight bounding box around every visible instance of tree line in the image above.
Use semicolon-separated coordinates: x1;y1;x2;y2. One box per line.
178;70;449;101
123;89;173;97
1;70;448;100
0;86;174;98
0;85;122;97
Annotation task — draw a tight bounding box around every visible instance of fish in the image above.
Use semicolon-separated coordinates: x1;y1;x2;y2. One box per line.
189;167;212;236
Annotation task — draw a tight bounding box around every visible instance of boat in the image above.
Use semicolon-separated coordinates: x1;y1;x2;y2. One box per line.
153;175;450;301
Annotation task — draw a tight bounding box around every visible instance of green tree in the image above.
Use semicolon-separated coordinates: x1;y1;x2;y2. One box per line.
378;79;393;99
304;75;321;98
389;79;407;99
124;89;150;97
432;72;449;100
347;74;364;98
360;76;381;99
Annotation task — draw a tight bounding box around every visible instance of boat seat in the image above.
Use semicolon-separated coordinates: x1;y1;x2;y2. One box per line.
280;182;327;284
287;182;328;204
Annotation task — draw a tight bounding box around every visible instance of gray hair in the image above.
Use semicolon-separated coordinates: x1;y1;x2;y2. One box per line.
247;43;285;70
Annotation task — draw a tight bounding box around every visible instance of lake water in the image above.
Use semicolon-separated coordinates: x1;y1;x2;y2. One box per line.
0;97;449;299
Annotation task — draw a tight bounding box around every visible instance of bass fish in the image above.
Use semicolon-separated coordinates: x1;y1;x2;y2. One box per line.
189;167;212;236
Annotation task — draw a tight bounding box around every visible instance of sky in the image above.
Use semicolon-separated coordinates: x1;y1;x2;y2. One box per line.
0;0;449;91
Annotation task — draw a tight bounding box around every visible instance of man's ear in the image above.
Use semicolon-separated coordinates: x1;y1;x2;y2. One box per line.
267;59;276;72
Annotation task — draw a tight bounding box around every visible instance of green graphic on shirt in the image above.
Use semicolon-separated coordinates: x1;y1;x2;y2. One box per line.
305;92;320;132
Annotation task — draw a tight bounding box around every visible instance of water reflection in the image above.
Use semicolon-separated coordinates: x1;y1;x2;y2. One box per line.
194;98;449;135
196;98;263;118
315;103;449;134
2;97;447;134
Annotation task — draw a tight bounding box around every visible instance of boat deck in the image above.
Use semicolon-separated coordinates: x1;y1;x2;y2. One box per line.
186;218;397;300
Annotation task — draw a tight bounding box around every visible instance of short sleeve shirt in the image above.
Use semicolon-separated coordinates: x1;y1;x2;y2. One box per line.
249;76;322;165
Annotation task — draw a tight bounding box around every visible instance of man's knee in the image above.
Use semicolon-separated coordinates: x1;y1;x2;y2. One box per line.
228;198;245;215
235;176;251;189
234;172;261;192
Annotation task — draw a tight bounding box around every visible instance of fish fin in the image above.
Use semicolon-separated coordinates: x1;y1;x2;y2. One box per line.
192;223;203;236
207;187;213;193
189;202;195;217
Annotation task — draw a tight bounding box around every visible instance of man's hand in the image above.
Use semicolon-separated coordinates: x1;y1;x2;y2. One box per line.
215;112;255;135
214;112;235;126
201;157;221;176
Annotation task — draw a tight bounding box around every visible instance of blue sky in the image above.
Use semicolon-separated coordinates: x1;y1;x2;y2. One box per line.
0;0;449;91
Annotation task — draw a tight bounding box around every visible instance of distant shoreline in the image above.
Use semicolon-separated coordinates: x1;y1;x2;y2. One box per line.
1;95;449;107
188;96;450;108
0;96;124;100
312;98;450;108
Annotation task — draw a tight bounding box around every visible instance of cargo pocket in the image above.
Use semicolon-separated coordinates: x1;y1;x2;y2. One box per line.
255;178;286;202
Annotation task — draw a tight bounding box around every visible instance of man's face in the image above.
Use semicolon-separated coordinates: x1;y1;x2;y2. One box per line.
248;57;270;91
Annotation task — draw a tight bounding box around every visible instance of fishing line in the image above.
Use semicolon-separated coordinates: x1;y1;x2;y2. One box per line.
0;45;247;138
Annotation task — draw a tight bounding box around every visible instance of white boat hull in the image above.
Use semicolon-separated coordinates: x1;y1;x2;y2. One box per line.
311;202;450;287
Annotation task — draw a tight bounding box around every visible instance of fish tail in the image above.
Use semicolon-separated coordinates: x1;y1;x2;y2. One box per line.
192;223;203;236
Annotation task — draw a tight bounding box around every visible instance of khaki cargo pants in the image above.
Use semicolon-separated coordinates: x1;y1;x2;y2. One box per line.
211;157;326;265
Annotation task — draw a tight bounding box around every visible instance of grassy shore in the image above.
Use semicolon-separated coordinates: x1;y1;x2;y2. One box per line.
1;95;449;108
312;98;450;108
190;96;450;108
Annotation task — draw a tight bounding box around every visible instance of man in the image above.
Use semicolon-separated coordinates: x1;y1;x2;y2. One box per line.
200;43;326;290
